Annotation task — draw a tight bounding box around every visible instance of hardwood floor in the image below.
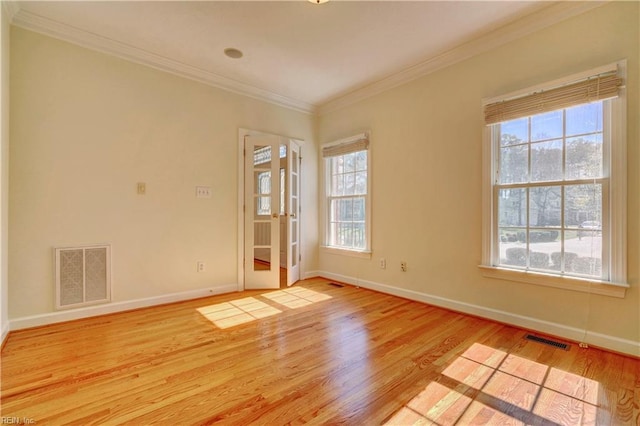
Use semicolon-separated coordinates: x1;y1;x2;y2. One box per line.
1;277;639;425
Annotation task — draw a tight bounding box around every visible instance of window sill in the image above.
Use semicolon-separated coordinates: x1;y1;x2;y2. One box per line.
321;246;372;259
478;265;628;298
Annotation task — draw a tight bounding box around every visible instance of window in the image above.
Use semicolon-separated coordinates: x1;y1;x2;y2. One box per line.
481;63;627;296
322;134;371;253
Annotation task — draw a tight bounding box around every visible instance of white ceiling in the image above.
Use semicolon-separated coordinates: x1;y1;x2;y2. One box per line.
8;1;602;114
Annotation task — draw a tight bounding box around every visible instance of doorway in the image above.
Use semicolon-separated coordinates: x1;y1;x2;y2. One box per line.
240;131;301;290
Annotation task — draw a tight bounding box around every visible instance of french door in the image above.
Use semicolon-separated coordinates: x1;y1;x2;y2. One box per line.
244;135;300;289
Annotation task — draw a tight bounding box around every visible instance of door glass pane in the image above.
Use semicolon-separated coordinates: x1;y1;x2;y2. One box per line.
253;248;271;271
254;222;271;245
292;244;297;267
291;221;297;244
292;150;298;173
253;145;272;166
280;168;285;215
292;174;298;197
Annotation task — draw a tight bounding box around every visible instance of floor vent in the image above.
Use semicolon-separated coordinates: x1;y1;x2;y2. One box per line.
525;334;570;350
55;245;111;310
328;282;344;288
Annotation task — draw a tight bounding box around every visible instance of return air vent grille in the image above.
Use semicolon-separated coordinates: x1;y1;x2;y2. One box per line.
55;245;111;310
525;334;570;351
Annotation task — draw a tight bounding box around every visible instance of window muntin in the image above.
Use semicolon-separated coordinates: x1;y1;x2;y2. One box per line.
493;102;607;279
327;150;368;250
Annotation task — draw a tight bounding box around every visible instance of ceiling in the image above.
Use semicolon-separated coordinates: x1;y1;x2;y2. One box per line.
8;1;602;114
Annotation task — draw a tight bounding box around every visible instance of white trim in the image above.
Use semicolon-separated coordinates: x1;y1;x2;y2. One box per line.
237;129;306;292
10;284;238;331
478;266;628;298
1;321;9;346
482;61;621;106
319;2;608;115
317;270;640;357
321;246;372;259
11;9;314;115
481;61;628;290
1;1;20;23
8;2;605;117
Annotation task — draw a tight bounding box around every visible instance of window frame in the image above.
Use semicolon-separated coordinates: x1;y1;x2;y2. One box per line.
321;133;372;257
480;62;628;298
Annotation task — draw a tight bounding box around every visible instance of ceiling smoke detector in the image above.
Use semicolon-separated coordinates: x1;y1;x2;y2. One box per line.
224;48;243;59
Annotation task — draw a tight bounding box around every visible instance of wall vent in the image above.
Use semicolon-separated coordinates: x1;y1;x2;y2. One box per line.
524;334;570;351
55;245;111;310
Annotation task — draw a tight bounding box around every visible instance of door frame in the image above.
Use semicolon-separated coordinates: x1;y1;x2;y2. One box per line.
237;128;303;291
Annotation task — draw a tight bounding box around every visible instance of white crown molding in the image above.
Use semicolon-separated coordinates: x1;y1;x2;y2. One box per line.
1;1;20;23
10;8;316;115
318;1;609;115
8;1;609;117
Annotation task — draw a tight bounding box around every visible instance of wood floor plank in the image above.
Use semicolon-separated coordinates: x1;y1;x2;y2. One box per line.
2;277;639;425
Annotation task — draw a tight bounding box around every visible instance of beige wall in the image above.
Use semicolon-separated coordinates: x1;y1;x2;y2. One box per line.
318;2;639;349
1;5;10;341
9;27;317;318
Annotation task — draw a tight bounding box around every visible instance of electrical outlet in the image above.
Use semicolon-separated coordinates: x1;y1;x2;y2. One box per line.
197;261;205;272
401;261;407;272
196;186;212;198
379;258;386;269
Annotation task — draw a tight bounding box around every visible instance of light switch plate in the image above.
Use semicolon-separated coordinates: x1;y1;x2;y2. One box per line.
196;186;212;198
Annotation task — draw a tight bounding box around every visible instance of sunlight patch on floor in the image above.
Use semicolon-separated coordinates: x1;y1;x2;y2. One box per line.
197;297;282;329
262;287;332;309
197;287;332;329
385;342;605;425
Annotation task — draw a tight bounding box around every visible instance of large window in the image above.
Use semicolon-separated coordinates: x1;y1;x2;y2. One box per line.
323;134;370;253
482;63;627;295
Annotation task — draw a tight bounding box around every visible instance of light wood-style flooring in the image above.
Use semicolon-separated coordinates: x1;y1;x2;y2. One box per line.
1;277;639;425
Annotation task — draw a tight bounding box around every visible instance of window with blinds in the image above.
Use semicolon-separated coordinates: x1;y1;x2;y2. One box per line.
481;63;627;290
322;133;371;252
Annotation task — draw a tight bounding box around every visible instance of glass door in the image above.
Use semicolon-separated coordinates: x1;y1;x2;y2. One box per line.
244;135;281;289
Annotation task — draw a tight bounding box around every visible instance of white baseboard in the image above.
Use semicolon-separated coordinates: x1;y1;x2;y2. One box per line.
1;320;9;347
317;271;640;358
10;284;238;331
303;270;321;280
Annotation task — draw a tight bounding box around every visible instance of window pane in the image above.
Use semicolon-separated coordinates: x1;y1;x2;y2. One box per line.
498;229;527;267
531;139;562;182
564;230;601;277
344;153;356;173
353;223;366;249
529;186;561;227
500;145;528;184
565;184;602;228
353;197;365;221
332;156;344;174
566;102;602;136
529;229;559;271
565;134;603;180
501;118;528;145
355;151;367;171
332;174;344;196
344;173;356;196
531;110;563;141
498;188;526;227
355;171;367;194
